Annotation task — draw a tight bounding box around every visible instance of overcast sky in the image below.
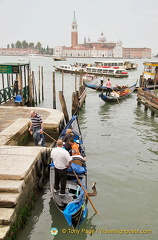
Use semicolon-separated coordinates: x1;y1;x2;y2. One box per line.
0;0;157;54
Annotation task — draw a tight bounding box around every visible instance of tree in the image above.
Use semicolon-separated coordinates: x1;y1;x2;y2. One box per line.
22;40;28;48
46;45;49;54
35;42;42;50
15;40;22;48
7;44;10;48
29;42;34;49
11;43;14;48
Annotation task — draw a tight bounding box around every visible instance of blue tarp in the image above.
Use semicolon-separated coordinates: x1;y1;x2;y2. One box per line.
50;163;87;174
68;163;87;174
63;187;88;226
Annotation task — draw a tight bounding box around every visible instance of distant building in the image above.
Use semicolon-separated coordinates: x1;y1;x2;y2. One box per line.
54;12;152;59
0;48;39;56
123;48;151;59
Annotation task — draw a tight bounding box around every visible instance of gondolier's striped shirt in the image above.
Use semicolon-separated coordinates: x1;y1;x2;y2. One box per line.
31;114;43;128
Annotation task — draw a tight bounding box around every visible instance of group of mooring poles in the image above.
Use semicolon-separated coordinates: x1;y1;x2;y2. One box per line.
52;70;86;124
29;66;44;106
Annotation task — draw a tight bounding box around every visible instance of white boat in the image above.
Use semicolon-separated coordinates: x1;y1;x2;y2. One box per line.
95;60;138;70
86;66;128;78
18;58;25;61
29;54;42;58
54;64;128;78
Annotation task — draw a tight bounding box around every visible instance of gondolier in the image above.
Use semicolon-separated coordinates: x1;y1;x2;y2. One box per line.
51;139;72;196
100;76;105;86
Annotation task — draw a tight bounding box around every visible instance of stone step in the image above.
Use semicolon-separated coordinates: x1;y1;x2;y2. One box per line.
0;225;10;240
0;193;20;208
0;208;15;225
0;180;25;193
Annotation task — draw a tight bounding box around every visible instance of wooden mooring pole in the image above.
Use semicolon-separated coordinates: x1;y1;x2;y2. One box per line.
38;66;41;104
41;66;44;101
32;71;37;105
59;91;69;124
62;70;64;92
52;72;56;109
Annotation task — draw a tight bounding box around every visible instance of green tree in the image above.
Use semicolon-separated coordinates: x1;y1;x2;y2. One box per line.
11;43;14;48
35;42;42;50
22;40;28;48
7;44;10;48
15;40;22;48
29;42;34;49
46;45;49;54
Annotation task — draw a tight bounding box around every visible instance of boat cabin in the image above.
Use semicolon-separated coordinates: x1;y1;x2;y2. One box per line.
95;60;124;68
94;60;138;70
140;61;158;87
86;66;128;77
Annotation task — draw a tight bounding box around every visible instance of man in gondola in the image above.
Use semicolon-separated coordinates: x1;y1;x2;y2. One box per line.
51;139;72;196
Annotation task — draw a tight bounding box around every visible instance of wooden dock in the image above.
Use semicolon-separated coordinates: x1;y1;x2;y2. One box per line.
137;88;158;116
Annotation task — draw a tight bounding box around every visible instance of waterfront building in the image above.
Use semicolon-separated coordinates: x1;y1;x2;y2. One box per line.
123;47;151;59
53;12;152;59
0;48;39;56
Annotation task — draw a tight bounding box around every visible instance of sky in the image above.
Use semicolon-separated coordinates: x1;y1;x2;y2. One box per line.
0;0;157;54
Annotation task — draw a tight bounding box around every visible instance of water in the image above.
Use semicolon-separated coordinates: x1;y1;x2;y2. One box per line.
0;56;158;239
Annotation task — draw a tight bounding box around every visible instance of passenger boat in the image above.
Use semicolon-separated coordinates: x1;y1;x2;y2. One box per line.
54;64;128;78
139;61;158;89
95;60;138;70
54;65;87;74
99;82;137;102
53;57;66;61
50;115;89;229
86;66;128;78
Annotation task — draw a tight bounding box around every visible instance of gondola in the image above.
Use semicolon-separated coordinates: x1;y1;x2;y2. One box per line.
84;82;126;91
99;82;137;102
50;115;88;229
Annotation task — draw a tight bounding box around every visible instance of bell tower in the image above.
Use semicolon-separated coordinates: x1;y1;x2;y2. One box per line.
71;11;78;48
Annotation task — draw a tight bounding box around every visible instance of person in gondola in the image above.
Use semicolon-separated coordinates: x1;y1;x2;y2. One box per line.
105;78;112;96
62;128;74;152
69;138;81;156
51;139;72;196
72;149;86;163
110;90;120;98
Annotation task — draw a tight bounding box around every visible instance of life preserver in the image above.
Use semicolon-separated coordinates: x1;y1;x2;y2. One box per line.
46;149;52;165
41;151;48;166
35;159;44;177
38;176;44;191
44;165;50;178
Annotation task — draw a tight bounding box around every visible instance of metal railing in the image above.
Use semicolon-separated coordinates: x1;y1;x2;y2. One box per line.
0;85;29;105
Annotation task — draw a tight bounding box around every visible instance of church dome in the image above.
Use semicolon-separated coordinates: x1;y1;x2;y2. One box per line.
98;32;106;42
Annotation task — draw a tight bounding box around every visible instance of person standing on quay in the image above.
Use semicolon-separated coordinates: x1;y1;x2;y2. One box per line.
51;139;72;196
29;110;45;146
106;78;112;96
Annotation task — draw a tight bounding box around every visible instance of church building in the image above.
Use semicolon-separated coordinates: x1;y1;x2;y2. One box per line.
53;12;151;59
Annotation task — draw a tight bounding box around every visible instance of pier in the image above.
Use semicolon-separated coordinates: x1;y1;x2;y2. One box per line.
0;106;64;239
137;88;158;116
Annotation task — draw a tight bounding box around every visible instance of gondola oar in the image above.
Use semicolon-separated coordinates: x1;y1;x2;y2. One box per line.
43;130;57;143
72;168;99;215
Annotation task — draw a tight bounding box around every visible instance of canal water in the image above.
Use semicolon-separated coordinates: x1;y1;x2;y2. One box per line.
0;56;158;239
